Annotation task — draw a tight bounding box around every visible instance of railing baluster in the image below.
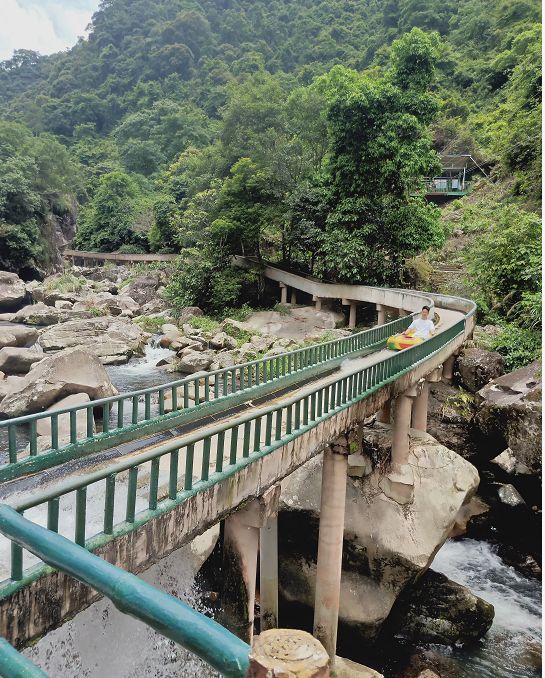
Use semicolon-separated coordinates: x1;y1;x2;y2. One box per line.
184;444;195;490
286;405;292;435
144;393;151;420
47;498;59;533
201;438;211;481
230;425;239;464
253;416;261;452
275;409;282;440
29;420;37;457
8;425;17;464
216;432;225;472
117;398;124;429
11;540;23;581
158;389;165;416
171;385;178;411
75;487;87;545
102;404;109;434
204;376;210;402
265;413;272;446
104;474;116;534
294;401;301;430
184;382;190;408
243;421;251;458
51;414;59;450
149;458;160;510
132;396;139;424
194;379;200;406
69;410;77;444
126;467;138;523
169;450;179;499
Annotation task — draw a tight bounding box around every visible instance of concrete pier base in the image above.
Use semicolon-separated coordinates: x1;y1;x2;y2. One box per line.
291;290;297;305
376;304;385;326
259;516;278;631
249;629;329;677
442;355;455;383
280;283;288;305
412;368;442;432
391;386;419;465
313;445;348;662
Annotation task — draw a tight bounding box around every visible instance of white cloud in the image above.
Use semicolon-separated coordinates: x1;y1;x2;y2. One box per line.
0;0;99;61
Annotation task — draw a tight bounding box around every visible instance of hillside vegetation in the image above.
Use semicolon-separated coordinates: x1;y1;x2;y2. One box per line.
0;0;541;364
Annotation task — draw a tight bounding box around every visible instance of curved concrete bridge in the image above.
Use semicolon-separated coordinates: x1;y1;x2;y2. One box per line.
0;260;476;676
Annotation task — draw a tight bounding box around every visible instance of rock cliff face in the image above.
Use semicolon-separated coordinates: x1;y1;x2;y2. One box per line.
279;425;481;647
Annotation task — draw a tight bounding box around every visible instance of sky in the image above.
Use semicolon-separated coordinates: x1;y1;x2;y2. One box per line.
0;0;100;61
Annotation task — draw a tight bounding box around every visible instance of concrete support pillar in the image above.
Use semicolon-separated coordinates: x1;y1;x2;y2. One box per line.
412;367;442;432
313;446;348;663
411;380;429;432
376;398;391;424
259;516;278;631
342;298;357;329
290;290;297;305
249;629;329;677
279;283;288;305
376;304;386;326
443;354;455;383
313;295;323;311
391;385;419;465
397;308;409;317
221;486;281;643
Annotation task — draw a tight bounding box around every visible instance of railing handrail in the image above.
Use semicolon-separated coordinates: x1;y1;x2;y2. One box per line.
0;505;250;678
0;637;48;678
63;250;177;262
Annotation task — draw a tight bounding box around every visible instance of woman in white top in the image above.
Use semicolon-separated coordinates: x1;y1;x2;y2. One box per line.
403;305;435;339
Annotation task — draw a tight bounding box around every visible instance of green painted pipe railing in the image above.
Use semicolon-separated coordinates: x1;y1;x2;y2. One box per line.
0;319;466;600
0;314;413;479
0;637;48;678
0;505;250;678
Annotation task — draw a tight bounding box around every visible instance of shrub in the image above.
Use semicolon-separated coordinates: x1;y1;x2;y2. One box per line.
488;323;541;371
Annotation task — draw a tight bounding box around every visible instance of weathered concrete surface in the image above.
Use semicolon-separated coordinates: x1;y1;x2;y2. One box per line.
278;425;479;645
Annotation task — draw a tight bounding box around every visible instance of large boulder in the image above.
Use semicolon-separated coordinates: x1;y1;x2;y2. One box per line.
13;303;65;326
175;350;216;374
426;381;476;457
474;361;541;474
456;347;504;393
279;425;479;646
36;393;94;441
0;325;39;350
0;348;117;418
39;316;148;365
0;272;26;311
0;347;43;375
123;272;163;306
387;569;494;645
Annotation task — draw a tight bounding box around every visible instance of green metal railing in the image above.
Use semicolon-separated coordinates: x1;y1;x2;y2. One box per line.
0;320;465;599
413;178;472;195
0;505;250;678
0;637;48;678
0;314;414;482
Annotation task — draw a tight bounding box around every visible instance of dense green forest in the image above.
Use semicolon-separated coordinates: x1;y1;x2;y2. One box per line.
0;0;541;365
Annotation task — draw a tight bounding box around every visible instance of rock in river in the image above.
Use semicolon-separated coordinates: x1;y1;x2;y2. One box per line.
0;347;43;375
39;316;148;365
0;348;117;418
0;272;26;311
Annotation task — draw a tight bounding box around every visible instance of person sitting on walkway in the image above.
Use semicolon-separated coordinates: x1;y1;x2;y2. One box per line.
402;305;435;340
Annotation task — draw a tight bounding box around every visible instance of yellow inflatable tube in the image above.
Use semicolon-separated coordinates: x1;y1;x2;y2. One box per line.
386;329;424;351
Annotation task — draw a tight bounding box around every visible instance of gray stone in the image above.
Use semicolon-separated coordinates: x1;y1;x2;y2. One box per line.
497;483;525;507
0;347;43;375
0;272;26;311
456;347;504;393
0;313;15;322
491;448;531;475
54;300;73;310
39;316;148;364
0;348;117;418
475;361;542;474
0;325;39;349
389;569;494;646
209;332;238;350
13;303;64;326
175;350;215;374
123;273;163;306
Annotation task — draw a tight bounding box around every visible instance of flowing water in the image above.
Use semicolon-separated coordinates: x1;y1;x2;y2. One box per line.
105;340;179;392
428;538;542;678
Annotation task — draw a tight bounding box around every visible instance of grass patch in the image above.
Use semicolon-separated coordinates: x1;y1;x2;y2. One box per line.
273;303;292;315
442;389;475;421
134;316;165;333
189;315;220;333
44;273;87;293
